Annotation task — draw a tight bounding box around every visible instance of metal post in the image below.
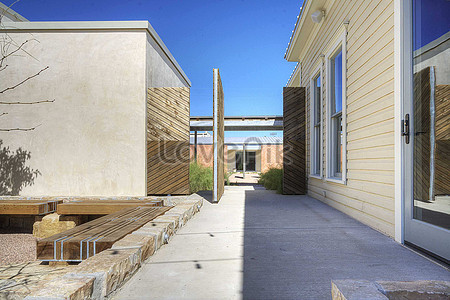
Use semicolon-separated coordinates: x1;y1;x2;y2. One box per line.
243;143;246;179
194;131;198;162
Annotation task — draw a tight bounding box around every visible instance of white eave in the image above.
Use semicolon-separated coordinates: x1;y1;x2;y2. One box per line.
284;0;328;62
286;62;301;87
0;20;191;86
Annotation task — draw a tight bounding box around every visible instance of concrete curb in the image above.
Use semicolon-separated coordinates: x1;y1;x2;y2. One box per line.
24;195;204;299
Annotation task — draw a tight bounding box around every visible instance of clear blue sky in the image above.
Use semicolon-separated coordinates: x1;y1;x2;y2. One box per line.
6;0;302;136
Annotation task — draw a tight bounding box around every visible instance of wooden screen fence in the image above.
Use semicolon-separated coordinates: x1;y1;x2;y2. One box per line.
147;87;190;195
283;87;306;195
413;66;450;201
213;69;225;202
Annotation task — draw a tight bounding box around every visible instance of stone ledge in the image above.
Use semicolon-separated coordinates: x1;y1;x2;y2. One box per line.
6;193;204;299
24;274;95;300
332;280;450;300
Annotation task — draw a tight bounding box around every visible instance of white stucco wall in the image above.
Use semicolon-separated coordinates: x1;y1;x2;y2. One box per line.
0;21;190;197
145;33;188;88
0;30;147;196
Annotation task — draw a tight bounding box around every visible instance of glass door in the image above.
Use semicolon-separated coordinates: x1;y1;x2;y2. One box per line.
403;0;450;261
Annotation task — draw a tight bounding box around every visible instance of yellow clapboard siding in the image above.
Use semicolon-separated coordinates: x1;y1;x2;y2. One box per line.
308;187;394;236
347;118;394;141
348;145;394;160
347;56;394;97
347;132;394;151
347;100;393;126
347;158;395;171
309;178;395;210
348;36;394;85
290;0;396;236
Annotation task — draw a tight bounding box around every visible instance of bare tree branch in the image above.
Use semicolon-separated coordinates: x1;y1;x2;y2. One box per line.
0;124;41;132
0;64;7;72
0;112;8;117
0;99;55;105
0;66;49;94
0;39;36;68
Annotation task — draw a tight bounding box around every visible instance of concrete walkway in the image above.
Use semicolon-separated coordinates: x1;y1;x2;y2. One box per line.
114;186;449;299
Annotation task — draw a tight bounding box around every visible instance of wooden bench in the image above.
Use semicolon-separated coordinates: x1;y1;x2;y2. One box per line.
37;206;171;262
56;199;164;215
0;200;63;215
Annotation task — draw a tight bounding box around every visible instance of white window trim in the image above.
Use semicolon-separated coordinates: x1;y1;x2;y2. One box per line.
325;27;347;184
309;63;323;179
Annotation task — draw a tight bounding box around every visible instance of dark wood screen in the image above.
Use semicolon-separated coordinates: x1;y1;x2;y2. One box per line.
413;67;450;201
147;87;190;195
283;87;306;195
213;69;225;202
434;84;450;197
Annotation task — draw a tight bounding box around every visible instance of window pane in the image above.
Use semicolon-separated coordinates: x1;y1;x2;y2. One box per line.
334;115;342;176
314;75;321;123
412;0;450;229
315;125;321;174
331;49;343;114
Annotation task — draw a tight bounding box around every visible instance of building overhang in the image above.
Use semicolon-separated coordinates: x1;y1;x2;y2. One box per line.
190;116;283;131
284;0;329;62
0;20;191;87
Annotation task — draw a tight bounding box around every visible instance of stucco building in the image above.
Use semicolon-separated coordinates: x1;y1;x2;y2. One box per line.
0;4;190;197
285;0;449;261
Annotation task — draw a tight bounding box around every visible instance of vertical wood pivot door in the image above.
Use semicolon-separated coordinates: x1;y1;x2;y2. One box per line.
147;87;190;195
213;69;225;202
283;87;306;195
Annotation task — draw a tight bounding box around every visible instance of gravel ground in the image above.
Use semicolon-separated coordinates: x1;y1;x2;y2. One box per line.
0;232;37;265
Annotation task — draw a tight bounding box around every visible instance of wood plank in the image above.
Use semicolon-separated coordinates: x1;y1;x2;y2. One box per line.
0;200;62;215
37;206;171;261
56;200;163;215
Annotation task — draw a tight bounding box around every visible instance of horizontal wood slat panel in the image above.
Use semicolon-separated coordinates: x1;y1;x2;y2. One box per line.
147;87;190;195
283;87;306;195
147;141;190;195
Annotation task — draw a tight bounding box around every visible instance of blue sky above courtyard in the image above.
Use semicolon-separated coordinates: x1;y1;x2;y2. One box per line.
6;0;301;121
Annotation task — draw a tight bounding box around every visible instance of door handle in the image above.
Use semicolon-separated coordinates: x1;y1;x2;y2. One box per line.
402;114;410;144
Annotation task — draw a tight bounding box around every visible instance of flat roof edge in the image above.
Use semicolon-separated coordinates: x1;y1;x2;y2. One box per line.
0;2;28;22
1;20;191;86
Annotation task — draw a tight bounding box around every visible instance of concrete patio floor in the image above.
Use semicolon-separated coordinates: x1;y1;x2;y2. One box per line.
114;186;449;299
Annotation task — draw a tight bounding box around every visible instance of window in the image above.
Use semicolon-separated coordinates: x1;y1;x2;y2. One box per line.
310;69;322;177
326;29;347;183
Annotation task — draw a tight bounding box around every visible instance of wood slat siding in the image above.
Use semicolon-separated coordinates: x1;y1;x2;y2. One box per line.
283;87;306;195
213;69;225;202
289;0;396;236
413;67;431;202
412;69;449;202
147;88;190;195
435;85;450;197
